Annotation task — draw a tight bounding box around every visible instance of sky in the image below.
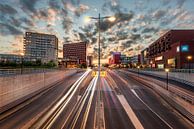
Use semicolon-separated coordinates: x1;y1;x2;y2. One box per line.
0;0;194;60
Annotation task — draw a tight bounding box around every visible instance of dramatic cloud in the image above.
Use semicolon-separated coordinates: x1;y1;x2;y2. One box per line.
20;0;38;13
0;3;17;14
74;4;90;17
62;17;73;33
153;9;166;19
142;27;159;33
0;23;23;36
49;0;61;10
176;0;187;8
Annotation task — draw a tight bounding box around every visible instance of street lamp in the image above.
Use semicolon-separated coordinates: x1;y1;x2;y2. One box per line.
85;14;116;77
137;66;140;77
187;55;192;73
165;68;169;90
150;60;153;69
20;53;24;74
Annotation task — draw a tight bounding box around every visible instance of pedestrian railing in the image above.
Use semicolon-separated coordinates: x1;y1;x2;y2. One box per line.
0;68;58;76
129;68;194;87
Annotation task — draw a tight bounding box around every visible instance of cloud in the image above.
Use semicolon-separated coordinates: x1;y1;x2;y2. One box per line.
176;0;187;8
0;23;23;36
99;11;134;32
161;0;171;6
142;27;159;33
49;0;61;10
0;3;17;14
74;4;90;17
20;0;38;13
102;0;121;13
20;17;34;27
62;17;73;33
153;9;166;19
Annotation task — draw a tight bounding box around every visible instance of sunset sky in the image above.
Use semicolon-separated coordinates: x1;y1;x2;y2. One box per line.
0;0;194;59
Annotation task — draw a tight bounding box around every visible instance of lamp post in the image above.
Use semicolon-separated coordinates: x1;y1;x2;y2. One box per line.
20;53;24;74
85;14;116;77
187;55;192;73
150;60;153;69
137;66;140;77
165;68;169;90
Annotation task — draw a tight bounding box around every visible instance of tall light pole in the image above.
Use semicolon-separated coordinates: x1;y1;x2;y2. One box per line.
150;60;153;69
137;66;140;78
165;68;169;90
20;53;24;74
187;55;192;73
85;14;116;76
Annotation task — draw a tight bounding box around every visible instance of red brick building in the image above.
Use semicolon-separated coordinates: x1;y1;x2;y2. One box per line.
108;52;121;65
144;30;194;69
63;42;87;65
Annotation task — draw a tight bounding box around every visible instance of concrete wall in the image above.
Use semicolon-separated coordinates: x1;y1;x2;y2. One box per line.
0;70;76;112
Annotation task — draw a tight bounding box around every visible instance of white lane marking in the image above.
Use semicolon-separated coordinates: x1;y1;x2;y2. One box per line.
77;95;82;101
61;77;96;129
117;95;144;129
32;70;91;129
131;89;173;129
81;76;98;129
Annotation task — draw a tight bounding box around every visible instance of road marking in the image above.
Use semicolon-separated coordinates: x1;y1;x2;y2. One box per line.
117;95;144;129
77;95;82;101
81;76;98;129
131;89;173;129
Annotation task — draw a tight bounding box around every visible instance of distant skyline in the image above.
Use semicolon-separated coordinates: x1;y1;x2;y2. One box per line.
0;0;194;59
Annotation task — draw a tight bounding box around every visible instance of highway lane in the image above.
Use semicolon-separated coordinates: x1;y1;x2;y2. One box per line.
0;71;85;129
108;70;193;129
47;72;94;129
101;77;136;129
0;69;193;129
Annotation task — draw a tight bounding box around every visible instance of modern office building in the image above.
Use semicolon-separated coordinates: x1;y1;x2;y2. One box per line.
142;30;194;69
63;42;87;66
24;32;58;63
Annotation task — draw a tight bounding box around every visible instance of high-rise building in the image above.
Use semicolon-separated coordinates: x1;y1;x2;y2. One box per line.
24;32;58;63
63;42;87;65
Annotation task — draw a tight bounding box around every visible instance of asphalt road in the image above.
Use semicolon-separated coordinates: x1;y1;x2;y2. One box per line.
107;70;193;129
0;71;85;129
0;69;193;129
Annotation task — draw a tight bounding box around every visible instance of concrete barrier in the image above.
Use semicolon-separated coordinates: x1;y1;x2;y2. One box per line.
0;70;77;113
122;71;194;122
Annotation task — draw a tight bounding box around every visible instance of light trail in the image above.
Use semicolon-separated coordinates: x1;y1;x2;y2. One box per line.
31;69;91;129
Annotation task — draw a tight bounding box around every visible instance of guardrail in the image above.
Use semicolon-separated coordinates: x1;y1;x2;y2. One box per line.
0;68;58;76
129;68;194;87
136;68;194;73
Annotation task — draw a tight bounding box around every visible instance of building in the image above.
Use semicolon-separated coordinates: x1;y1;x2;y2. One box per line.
130;54;141;67
108;52;121;65
24;32;58;63
63;42;87;66
140;48;149;67
144;30;194;69
0;54;22;63
120;54;131;64
87;56;93;67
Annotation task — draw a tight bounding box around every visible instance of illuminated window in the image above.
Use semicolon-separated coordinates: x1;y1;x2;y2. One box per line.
181;45;189;52
176;46;180;52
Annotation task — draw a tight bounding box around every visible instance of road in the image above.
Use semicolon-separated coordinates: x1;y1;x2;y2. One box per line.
0;69;193;129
